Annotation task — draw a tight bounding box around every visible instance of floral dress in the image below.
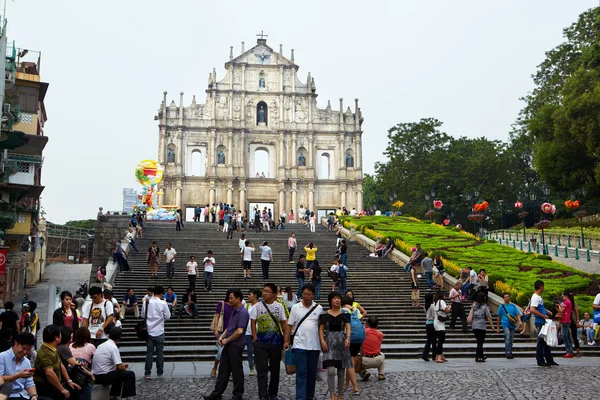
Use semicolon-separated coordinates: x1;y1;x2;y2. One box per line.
319;312;352;369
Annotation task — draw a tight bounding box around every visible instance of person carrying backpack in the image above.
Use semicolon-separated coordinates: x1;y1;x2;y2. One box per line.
342;295;364;394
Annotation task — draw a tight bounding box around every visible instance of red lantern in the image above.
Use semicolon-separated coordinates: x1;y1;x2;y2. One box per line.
433;200;443;210
443;219;450;226
514;201;523;209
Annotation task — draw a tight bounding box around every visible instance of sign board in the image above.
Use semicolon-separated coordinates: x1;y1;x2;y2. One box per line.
0;248;6;275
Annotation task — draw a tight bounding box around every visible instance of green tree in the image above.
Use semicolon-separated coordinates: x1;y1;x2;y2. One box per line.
517;7;600;194
64;219;95;229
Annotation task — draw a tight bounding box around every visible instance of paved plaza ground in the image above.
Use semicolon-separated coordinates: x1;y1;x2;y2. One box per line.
133;358;600;399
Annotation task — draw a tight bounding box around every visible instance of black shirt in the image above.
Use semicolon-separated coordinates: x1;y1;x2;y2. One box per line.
182;293;197;304
311;264;322;281
296;261;305;278
340;244;347;255
0;310;19;334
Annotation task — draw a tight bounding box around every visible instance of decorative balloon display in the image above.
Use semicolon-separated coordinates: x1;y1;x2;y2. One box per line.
433;200;443;210
133;160;164;211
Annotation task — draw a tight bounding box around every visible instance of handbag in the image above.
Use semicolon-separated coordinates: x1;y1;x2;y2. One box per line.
69;364;90;388
467;307;474;325
284;348;296;375
210;301;225;332
436;301;449;322
135;299;150;341
102;301;116;334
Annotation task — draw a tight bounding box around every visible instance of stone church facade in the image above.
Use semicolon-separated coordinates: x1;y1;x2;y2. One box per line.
156;37;364;218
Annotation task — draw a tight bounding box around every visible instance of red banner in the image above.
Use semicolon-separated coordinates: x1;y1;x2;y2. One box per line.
0;249;6;275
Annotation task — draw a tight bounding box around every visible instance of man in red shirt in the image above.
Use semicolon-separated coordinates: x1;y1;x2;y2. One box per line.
218;208;226;232
359;316;385;381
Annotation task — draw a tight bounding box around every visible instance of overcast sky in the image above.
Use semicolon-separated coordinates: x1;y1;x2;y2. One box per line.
5;0;597;223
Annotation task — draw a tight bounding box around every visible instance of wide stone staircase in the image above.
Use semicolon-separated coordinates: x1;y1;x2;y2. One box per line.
111;221;595;362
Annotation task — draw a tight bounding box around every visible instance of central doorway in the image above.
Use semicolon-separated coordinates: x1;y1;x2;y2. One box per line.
249;202;275;221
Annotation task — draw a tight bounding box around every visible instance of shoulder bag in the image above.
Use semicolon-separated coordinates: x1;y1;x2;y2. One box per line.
436;301;449;322
286;303;319;375
135;299;150;341
210;301;225;332
502;304;518;325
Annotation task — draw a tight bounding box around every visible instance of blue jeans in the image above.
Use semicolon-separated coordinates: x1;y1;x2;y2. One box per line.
293;349;320;400
313;280;321;299
297;277;305;298
425;271;434;288
578;327;596;342
79;382;93;400
535;324;555;364
503;326;515;355
404;263;412;272
562;323;573;354
129;240;139;252
341;253;348;268
245;335;254;370
338;278;347;295
204;271;213;290
145;333;164;376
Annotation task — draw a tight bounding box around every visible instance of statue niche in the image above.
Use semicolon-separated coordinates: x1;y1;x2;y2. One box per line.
256;101;268;126
346;151;354;168
167;146;176;163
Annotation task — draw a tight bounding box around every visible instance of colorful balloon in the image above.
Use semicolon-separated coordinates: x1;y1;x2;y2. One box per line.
135;160;164;187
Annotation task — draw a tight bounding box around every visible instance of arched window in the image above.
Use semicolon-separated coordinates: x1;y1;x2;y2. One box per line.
167;145;176;163
319;153;331;179
256;101;268;125
190;150;203;176
253;148;269;178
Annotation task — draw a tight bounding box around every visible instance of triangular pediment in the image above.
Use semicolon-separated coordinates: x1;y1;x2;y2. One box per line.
228;41;296;67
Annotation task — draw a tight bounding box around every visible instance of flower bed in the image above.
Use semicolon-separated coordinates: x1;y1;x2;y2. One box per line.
341;216;598;311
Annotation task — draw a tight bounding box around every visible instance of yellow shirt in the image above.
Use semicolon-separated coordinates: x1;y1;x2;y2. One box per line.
352;301;363;319
304;247;318;261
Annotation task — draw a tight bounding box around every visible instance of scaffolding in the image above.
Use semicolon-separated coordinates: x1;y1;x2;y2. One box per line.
46;222;94;264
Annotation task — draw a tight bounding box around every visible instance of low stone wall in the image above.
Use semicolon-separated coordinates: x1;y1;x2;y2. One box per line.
91;213;131;285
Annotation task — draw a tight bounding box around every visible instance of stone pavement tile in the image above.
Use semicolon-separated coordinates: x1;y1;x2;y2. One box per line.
134;364;600;399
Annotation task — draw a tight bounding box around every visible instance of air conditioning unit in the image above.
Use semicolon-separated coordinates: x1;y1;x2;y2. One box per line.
5;71;15;83
3;104;10;114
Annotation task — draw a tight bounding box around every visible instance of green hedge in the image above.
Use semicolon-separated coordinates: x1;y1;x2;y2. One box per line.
341;216;599;312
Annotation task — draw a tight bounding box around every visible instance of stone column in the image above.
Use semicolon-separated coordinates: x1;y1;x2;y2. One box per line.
177;129;184;174
279;189;285;217
209;184;216;205
341;190;346;209
356;135;362;171
239;184;246;212
279;66;284;91
291;133;297;169
227;131;233;167
278;133;284;169
291;182;297;217
308;188;314;213
227;184;233;205
209;131;216;175
158;128;166;164
175;185;182;208
338;134;345;171
157;185;164;207
356;185;363;212
354;98;360;132
308;133;314;171
240;131;246;177
339;98;344;131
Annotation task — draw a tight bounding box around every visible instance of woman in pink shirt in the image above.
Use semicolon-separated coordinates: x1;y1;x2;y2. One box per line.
557;292;574;358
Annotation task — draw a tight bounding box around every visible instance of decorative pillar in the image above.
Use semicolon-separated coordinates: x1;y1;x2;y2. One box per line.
309;189;314;213
239;185;246;212
157;185;164;207
307;133;314;171
278;133;284;168
175;185;182;208
179;92;184;125
209;184;216;206
338;134;345;171
227;131;233;167
291;182;297;216
158;91;167;164
240;131;246;177
291;133;297;169
356;186;363;212
227;185;233;205
354;98;359;131
356;135;362;171
341;190;346;208
279;189;285;216
339;98;344;131
209;131;216;175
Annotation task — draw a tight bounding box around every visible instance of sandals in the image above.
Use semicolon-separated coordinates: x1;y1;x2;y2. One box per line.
378;374;385;380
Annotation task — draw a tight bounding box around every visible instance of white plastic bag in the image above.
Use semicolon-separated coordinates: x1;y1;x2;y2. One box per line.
543;320;558;347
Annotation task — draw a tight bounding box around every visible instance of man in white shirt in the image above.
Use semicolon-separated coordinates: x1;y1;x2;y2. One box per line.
82;286;114;347
164;243;177;279
285;284;323;400
144;286;171;380
259;242;273;280
124;228;139;253
203;251;216;292
350;208;357;216
92;328;136;398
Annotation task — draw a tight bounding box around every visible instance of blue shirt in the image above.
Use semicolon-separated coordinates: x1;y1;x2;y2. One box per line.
0;348;35;398
531;293;548;325
497;303;519;329
165;293;177;304
122;294;138;307
225;304;249;348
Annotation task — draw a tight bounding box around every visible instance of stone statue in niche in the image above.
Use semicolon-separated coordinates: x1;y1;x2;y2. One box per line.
167;147;176;163
218;150;225;165
258;106;266;123
298;152;306;167
259;75;265;88
346;152;354;168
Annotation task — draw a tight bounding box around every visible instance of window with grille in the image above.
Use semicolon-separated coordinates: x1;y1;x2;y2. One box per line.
16;213;27;223
17;162;30;173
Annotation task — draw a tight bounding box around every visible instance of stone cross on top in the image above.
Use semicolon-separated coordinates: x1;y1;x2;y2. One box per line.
256;30;268;44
